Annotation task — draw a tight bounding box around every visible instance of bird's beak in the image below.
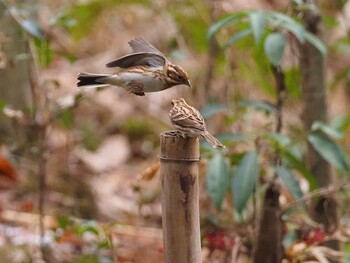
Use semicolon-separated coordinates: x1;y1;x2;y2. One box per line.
185;79;192;87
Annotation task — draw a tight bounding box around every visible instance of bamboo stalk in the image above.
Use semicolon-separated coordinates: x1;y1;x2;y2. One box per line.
160;131;201;263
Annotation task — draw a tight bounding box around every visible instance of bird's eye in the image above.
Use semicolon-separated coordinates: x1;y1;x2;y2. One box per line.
177;75;183;80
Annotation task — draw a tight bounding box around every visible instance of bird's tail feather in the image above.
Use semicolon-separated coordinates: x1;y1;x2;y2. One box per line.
202;131;225;148
77;72;110;88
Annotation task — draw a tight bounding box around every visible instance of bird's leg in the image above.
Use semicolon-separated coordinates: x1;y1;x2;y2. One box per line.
128;82;145;96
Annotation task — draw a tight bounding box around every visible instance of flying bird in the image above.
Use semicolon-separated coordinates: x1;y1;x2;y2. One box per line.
77;38;191;96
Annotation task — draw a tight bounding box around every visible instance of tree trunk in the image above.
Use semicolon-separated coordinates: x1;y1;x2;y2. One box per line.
0;2;32;137
300;6;339;250
253;182;283;263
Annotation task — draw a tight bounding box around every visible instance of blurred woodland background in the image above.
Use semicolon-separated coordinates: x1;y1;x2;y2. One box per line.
1;0;350;262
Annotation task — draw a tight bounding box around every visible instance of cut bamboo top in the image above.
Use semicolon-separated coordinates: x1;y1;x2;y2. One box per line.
160;131;200;162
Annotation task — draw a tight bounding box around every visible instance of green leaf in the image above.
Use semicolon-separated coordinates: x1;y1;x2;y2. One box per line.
76;255;99;263
206;153;230;211
98;239;111;249
303;31;327;55
81;225;99;235
238;99;277;114
266;11;305;43
0;100;6;112
207;13;246;39
322;14;339;31
308;132;349;173
201;103;228;119
267;132;317;190
329;115;350;132
283;230;298;248
268;132;292;146
232;151;259;213
345;243;350;262
58;109;74;129
20;19;43;39
283;150;317;190
333;37;350;55
264;32;286;66
74;221;100;236
249;10;265;44
311;121;343;139
57;216;73;229
50;12;77;28
81;123;102;151
275;166;303;200
33;38;52;67
228;152;246;166
329;65;350;90
224;29;252;49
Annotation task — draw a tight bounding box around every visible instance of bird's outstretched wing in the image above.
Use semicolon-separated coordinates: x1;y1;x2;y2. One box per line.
106;38;166;68
129;38;165;56
106;52;166;68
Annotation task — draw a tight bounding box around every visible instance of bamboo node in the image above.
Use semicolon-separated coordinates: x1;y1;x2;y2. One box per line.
159;156;200;162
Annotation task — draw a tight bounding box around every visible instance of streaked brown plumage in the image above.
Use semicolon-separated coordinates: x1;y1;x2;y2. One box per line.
169;98;225;148
77;38;191;96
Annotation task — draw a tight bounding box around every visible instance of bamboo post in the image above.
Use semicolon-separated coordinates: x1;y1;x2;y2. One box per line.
160;131;201;263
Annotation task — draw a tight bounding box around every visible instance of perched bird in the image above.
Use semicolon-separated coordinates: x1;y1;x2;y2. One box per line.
169;98;225;148
77;38;191;96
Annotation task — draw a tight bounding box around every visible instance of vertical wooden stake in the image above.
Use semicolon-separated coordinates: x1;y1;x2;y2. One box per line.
160;131;201;263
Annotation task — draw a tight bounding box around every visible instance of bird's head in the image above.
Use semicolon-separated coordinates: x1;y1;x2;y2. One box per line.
166;64;191;88
171;97;187;107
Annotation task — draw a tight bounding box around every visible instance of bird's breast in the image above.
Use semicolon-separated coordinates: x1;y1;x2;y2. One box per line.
107;67;166;92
